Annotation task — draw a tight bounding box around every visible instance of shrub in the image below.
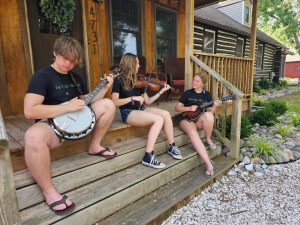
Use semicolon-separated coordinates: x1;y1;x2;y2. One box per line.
252;80;261;93
275;124;293;138
291;114;300;127
250;135;278;158
250;106;278;126
252;95;266;107
226;115;253;139
258;77;272;90
268;100;287;115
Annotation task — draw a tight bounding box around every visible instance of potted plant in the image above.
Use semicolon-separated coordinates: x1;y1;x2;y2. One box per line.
39;0;76;34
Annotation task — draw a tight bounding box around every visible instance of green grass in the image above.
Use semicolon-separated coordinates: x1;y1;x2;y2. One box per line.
275;91;300;114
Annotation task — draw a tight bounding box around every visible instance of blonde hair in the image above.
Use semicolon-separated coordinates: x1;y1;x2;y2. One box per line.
119;53;138;90
53;36;84;66
194;72;208;85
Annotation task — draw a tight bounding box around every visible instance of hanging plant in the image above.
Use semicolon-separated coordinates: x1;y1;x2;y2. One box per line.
39;0;76;31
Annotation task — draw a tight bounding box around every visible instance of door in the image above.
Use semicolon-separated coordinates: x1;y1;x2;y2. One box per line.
27;0;86;82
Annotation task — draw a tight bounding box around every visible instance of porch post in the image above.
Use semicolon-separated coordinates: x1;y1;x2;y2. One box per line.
248;0;258;112
0;112;21;225
184;0;194;90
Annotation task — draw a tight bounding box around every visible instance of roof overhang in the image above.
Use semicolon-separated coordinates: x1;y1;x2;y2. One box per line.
195;0;228;9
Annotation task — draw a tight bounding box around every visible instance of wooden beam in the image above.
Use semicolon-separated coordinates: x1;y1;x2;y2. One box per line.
248;0;258;113
0;112;21;225
0;41;10;116
184;0;194;90
228;98;242;160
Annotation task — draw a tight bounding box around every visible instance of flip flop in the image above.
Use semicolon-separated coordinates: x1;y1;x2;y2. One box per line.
48;195;75;215
207;143;217;150
89;147;117;159
205;169;214;178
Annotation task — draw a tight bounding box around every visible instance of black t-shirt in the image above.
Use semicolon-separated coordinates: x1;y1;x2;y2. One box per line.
179;88;213;106
27;66;88;105
112;76;145;109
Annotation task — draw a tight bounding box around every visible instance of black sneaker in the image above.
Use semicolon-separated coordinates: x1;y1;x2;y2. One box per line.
168;145;182;160
142;152;165;169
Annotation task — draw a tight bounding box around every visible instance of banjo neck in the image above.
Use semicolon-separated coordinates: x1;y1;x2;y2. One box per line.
84;79;108;105
84;67;120;105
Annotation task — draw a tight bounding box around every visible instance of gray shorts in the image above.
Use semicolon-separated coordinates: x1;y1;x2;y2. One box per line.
39;119;65;143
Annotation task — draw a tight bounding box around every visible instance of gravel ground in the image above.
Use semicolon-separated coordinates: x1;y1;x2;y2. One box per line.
162;160;300;225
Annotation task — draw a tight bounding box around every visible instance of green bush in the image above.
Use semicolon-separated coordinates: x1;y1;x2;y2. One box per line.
291;114;300;127
252;80;261;93
268;100;287;115
258;77;272;90
250;106;278;126
252;95;266;107
226;115;253;139
250;135;278;158
275;123;293;138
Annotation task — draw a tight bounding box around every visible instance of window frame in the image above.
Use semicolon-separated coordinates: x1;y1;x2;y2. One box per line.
203;29;215;54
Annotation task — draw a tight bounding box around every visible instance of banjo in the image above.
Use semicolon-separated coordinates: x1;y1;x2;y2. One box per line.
48;68;119;140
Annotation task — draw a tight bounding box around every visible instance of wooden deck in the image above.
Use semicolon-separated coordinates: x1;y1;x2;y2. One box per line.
5;100;181;171
2;100;239;225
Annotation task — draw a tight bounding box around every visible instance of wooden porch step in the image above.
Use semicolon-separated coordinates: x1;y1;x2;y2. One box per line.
6;101;181;171
20;143;221;225
98;155;237;225
15;127;191;210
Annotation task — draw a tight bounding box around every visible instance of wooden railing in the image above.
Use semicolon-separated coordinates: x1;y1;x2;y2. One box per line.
0;111;20;225
190;54;246;160
193;51;253;97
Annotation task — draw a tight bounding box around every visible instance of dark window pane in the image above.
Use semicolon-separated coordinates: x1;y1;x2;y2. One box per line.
111;0;141;64
203;30;215;53
236;38;244;57
155;7;177;68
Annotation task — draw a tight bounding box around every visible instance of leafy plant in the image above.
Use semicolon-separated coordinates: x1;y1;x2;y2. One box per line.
258;77;272;90
226;115;253;139
40;0;76;30
291;114;300;127
252;95;266;107
267;100;288;115
250;135;278;158
275;123;293;138
250;106;278;126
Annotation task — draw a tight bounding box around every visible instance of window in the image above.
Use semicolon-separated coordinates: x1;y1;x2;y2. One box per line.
111;0;141;64
236;37;244;57
256;44;263;69
296;66;300;71
245;5;250;24
155;7;177;68
203;29;215;53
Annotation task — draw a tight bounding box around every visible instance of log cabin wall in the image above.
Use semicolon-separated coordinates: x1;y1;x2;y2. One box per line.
0;0;29;116
0;0;186;116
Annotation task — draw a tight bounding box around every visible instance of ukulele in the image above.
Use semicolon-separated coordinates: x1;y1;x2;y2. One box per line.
182;94;236;122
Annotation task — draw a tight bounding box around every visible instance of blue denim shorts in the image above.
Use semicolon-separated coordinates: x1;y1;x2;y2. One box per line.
120;105;145;123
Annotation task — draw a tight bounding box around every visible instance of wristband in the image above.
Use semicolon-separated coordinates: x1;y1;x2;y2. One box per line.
131;96;134;106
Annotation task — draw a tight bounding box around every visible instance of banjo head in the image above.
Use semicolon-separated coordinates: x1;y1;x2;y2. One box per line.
52;106;95;134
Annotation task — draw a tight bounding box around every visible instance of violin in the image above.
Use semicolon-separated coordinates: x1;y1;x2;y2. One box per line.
134;74;165;92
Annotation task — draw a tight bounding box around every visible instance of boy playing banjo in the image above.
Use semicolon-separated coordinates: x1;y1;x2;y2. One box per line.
24;36;116;214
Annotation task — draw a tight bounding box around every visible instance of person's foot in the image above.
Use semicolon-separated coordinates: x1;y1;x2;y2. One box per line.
45;193;73;211
88;146;117;157
168;144;183;160
205;168;214;177
142;151;165;169
206;139;216;150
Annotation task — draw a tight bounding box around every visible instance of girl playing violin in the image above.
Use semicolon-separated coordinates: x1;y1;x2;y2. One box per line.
175;72;221;177
112;53;182;169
